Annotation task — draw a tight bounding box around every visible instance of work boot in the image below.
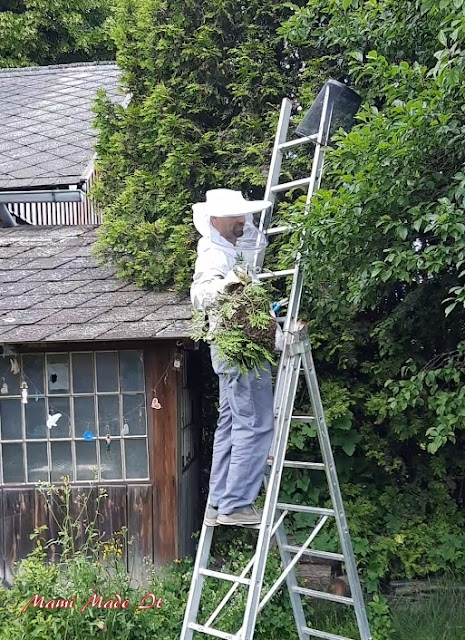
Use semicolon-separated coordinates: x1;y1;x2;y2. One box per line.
217;504;262;526
204;504;219;527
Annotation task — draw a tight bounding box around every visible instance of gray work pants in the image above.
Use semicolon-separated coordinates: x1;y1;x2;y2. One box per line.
209;345;274;515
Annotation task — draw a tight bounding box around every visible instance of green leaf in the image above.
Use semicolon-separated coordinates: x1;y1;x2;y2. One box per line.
341;431;358;456
445;302;458;316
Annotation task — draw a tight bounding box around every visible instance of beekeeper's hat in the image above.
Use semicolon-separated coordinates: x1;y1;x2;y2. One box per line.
193;189;272;238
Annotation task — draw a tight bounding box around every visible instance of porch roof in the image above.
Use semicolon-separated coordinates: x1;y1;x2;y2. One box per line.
0;225;192;343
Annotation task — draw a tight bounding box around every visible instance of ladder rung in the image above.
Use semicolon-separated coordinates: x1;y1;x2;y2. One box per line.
257;268;296;280
283;461;325;471
282;546;344;562
302;625;356;640
291;415;315;423
264;225;292;236
293;586;354;606
189;622;236;640
199;568;251;585
277;503;335;517
270;177;312;193
277;134;318;150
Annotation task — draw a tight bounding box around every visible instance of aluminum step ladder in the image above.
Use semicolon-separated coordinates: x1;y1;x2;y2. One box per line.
180;88;372;640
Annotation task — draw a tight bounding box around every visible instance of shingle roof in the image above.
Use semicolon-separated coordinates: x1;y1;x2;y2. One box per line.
0;62;123;190
0;226;193;343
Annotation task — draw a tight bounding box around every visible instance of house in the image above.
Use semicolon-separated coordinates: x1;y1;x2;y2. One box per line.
0;62;123;226
0;225;200;584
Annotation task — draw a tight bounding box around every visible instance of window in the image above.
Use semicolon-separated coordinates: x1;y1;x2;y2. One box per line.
0;350;149;484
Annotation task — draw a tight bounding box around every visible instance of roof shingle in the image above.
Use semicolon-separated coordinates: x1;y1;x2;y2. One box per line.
0;62;123;189
0;226;192;343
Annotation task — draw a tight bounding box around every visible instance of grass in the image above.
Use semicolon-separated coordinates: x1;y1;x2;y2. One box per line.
305;579;465;640
390;581;465;640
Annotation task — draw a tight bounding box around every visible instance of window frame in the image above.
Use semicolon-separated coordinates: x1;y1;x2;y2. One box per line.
0;349;149;485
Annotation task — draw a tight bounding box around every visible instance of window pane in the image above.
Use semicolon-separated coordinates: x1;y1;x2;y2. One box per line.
72;353;94;394
0;355;20;396
0;399;22;440
75;441;98;481
22;354;44;395
98;395;120;436
48;397;70;438
2;443;24;482
51;441;73;482
27;442;48;482
47;354;70;394
25;398;46;439
100;440;122;480
122;394;146;435
125;439;148;479
96;352;118;392
74;396;95;439
120;351;144;392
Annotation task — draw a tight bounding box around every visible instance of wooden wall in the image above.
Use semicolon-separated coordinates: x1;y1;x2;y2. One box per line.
0;484;153;585
145;343;180;564
0;338;202;584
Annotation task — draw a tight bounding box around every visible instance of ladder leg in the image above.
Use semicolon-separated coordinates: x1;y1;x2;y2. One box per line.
273;521;309;640
299;338;372;640
180;524;215;640
240;351;302;639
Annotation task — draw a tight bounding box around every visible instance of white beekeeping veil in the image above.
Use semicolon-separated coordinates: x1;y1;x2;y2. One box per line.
192;188;270;268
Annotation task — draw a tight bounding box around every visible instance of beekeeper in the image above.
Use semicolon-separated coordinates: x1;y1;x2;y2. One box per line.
191;188;278;527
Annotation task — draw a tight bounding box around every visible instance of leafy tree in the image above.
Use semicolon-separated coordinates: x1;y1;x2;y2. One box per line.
0;0;114;67
279;0;465;588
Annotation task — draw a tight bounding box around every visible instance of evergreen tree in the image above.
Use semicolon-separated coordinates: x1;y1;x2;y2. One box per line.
93;0;305;290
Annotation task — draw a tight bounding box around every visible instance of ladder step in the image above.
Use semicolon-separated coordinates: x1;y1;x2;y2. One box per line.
199;568;251;585
282;545;344;562
293;586;354;606
283;461;325;471
189;622;236;640
277;503;335;517
277;134;318;150
257;268;296;280
302;626;357;640
291;415;315;423
264;225;292;236
270;176;312;193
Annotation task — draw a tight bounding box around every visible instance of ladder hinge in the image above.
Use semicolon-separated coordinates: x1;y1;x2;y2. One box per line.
290;341;305;356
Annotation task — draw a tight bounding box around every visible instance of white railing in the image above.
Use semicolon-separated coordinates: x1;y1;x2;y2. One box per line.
7;170;102;226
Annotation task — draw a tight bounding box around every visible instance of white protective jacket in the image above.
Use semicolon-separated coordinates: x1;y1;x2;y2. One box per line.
190;224;284;350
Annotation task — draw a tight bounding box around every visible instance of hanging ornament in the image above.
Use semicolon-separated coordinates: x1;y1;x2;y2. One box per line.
20;382;28;404
173;352;183;371
151;397;162;410
83;430;94;442
10;358;20;375
46;413;62;430
121;423;129;437
105;433;112;451
0;379;8;395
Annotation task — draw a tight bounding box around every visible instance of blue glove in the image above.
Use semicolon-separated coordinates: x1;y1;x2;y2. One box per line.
272;298;288;314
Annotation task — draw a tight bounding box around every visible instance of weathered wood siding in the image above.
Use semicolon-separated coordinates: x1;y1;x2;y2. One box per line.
0;484;153;585
145;343;179;564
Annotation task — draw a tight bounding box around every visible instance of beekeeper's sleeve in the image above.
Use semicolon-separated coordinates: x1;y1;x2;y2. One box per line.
190;244;240;310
